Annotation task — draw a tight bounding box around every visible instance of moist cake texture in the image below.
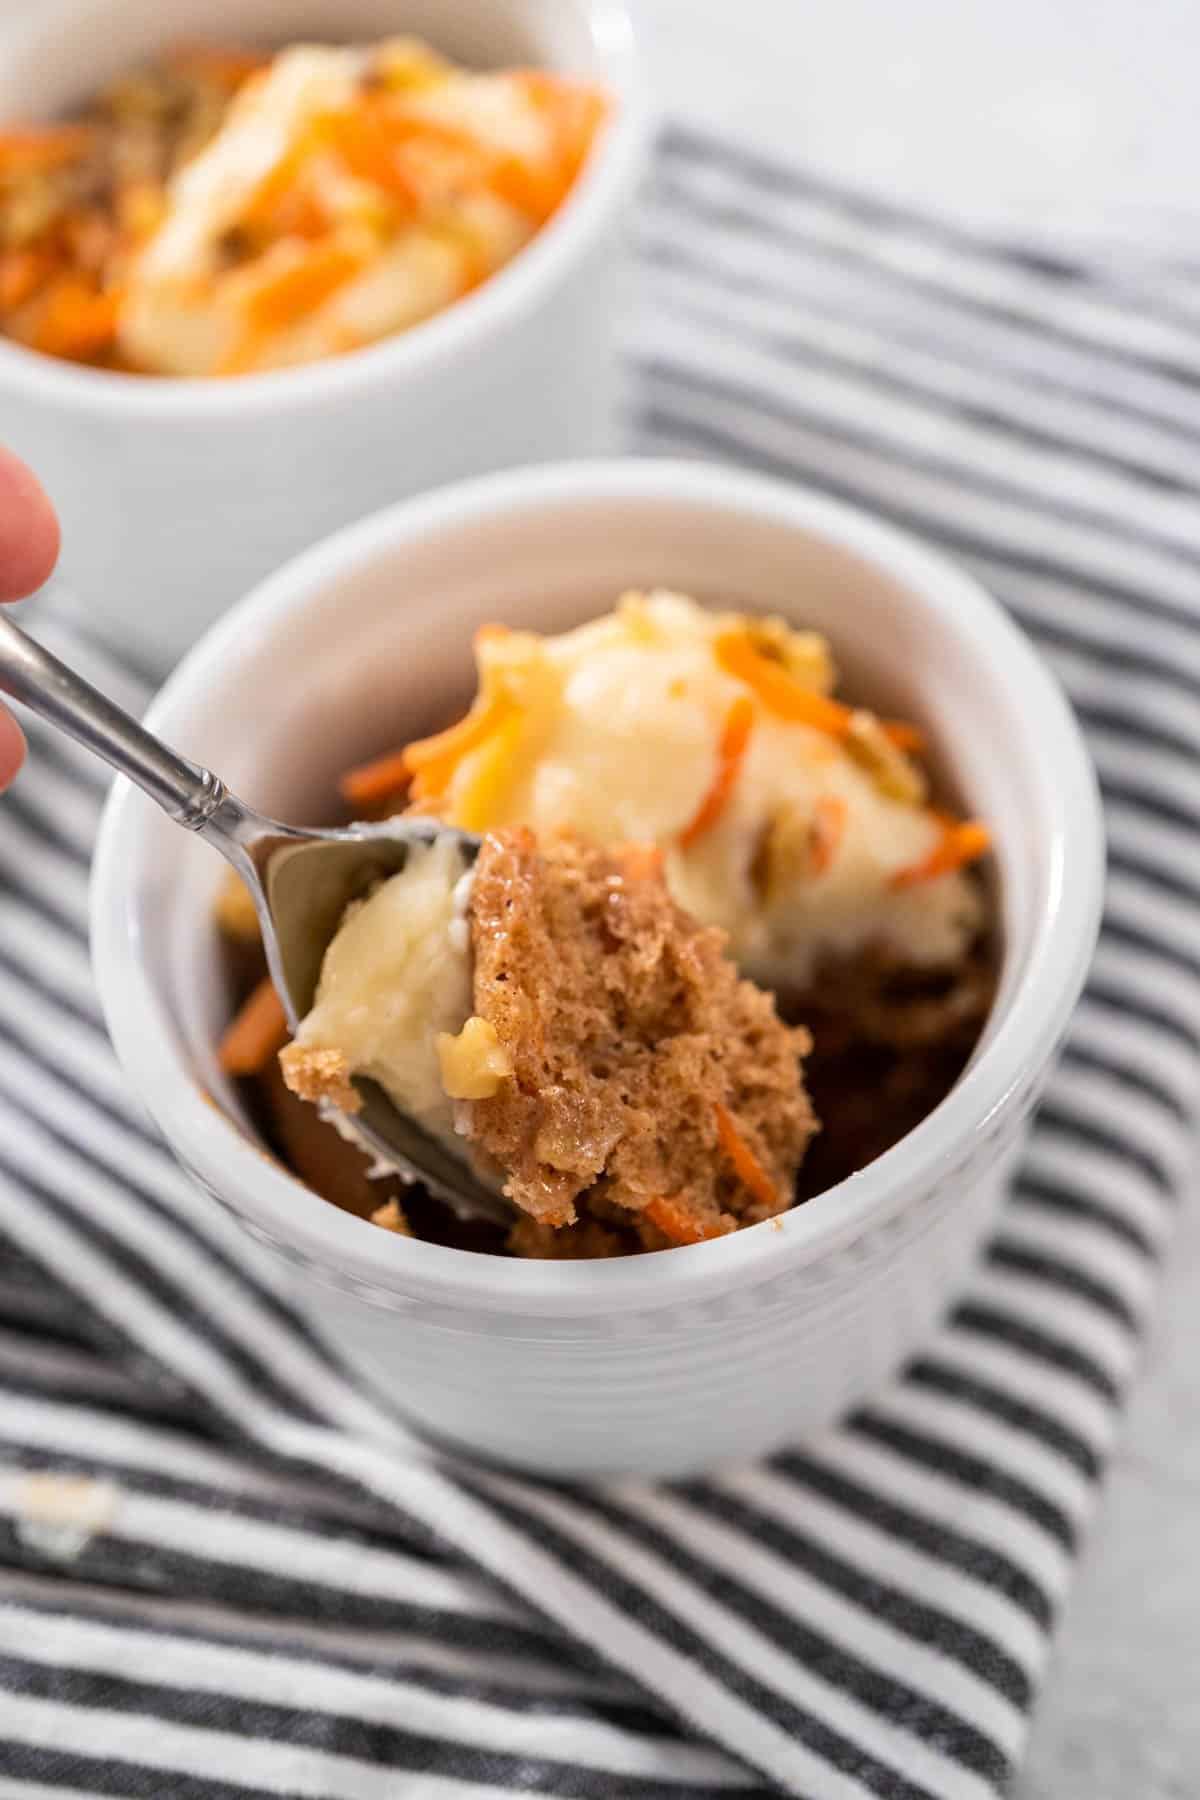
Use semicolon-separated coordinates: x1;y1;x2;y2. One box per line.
217;590;994;1259
461;829;816;1248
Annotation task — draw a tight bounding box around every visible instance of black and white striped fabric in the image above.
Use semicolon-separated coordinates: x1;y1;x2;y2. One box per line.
0;126;1195;1798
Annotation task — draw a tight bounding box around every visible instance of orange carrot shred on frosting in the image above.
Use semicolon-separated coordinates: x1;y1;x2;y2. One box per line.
315;107;418;206
0;125;95;173
714;632;923;752
809;794;847;876
217;977;289;1077
484;76;602;223
0;249;55;312
713;1102;780;1211
339;748;413;809
679;695;755;848
882;720;926;753
714;631;850;734
340;692;517;810
244;244;363;331
401;693;513;773
643;1194;729;1246
890;818;991;890
618;842;665;883
29;277;121;359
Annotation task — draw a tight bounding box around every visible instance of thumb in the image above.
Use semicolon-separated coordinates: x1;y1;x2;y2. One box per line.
0;449;60;602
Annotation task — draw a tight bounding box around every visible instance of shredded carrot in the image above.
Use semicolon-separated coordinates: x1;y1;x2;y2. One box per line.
244;244;363;331
319;106;493;211
376;110;488;158
0;249;55;312
714;631;923;754
679;695;755;848
715;631;853;735
488;153;559;224
242;134;317;230
618;843;665;883
511;74;608;218
29;277;120;359
890;818;991;890
341;692;520;811
809;794;847;877
315;106;420;206
165;42;270;90
401;694;510;772
0;125;94;174
217;977;289;1077
405;694;517;803
215;324;271;378
452;710;524;829
643;1194;728;1246
882;720;925;753
713;1101;779;1211
338;748;413;809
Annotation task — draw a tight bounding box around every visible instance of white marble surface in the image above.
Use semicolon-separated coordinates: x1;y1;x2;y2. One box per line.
2;0;1198;1790
641;0;1200;252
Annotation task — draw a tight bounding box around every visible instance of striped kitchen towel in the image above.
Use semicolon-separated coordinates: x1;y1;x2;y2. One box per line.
0;124;1196;1798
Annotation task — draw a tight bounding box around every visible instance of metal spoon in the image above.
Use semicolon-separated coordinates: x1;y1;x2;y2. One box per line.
0;613;510;1227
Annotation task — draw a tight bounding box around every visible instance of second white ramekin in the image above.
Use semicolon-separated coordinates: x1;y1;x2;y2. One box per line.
0;0;646;665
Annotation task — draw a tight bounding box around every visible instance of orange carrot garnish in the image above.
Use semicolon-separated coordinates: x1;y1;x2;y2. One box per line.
339;692;516;809
0;249;54;312
713;1101;779;1211
30;277;120;359
715;631;851;735
715;632;922;752
643;1194;728;1247
316;107;419;206
215;326;270;378
402;693;512;773
0;125;94;174
890;818;991;890
217;977;289;1077
882;720;925;753
338;748;413;810
809;794;847;876
679;695;755;848
242;135;316;230
509;74;607;219
618;843;665;883
452;710;523;829
244;244;363;331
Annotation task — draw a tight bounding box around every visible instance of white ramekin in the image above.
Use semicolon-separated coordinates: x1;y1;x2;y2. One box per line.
91;459;1105;1477
0;0;646;667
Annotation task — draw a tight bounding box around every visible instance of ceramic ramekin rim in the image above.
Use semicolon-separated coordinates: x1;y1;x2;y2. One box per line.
90;457;1106;1317
0;0;648;419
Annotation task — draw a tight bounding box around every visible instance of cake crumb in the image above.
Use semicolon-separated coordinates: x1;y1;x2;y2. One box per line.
279;1043;362;1114
370;1199;412;1235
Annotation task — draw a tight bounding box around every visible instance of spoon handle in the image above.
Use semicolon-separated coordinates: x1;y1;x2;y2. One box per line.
0;612;230;830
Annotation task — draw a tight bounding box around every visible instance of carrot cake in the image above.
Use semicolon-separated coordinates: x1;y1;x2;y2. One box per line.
0;39;605;373
216;592;994;1256
279;829;816;1253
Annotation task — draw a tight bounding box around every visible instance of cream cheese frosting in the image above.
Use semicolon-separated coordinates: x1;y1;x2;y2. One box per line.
411;592;986;987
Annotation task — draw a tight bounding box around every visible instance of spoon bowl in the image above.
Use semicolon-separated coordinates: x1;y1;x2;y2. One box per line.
0;612;508;1224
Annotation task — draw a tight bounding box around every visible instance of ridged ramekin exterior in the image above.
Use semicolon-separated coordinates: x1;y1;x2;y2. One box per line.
92;461;1103;1476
